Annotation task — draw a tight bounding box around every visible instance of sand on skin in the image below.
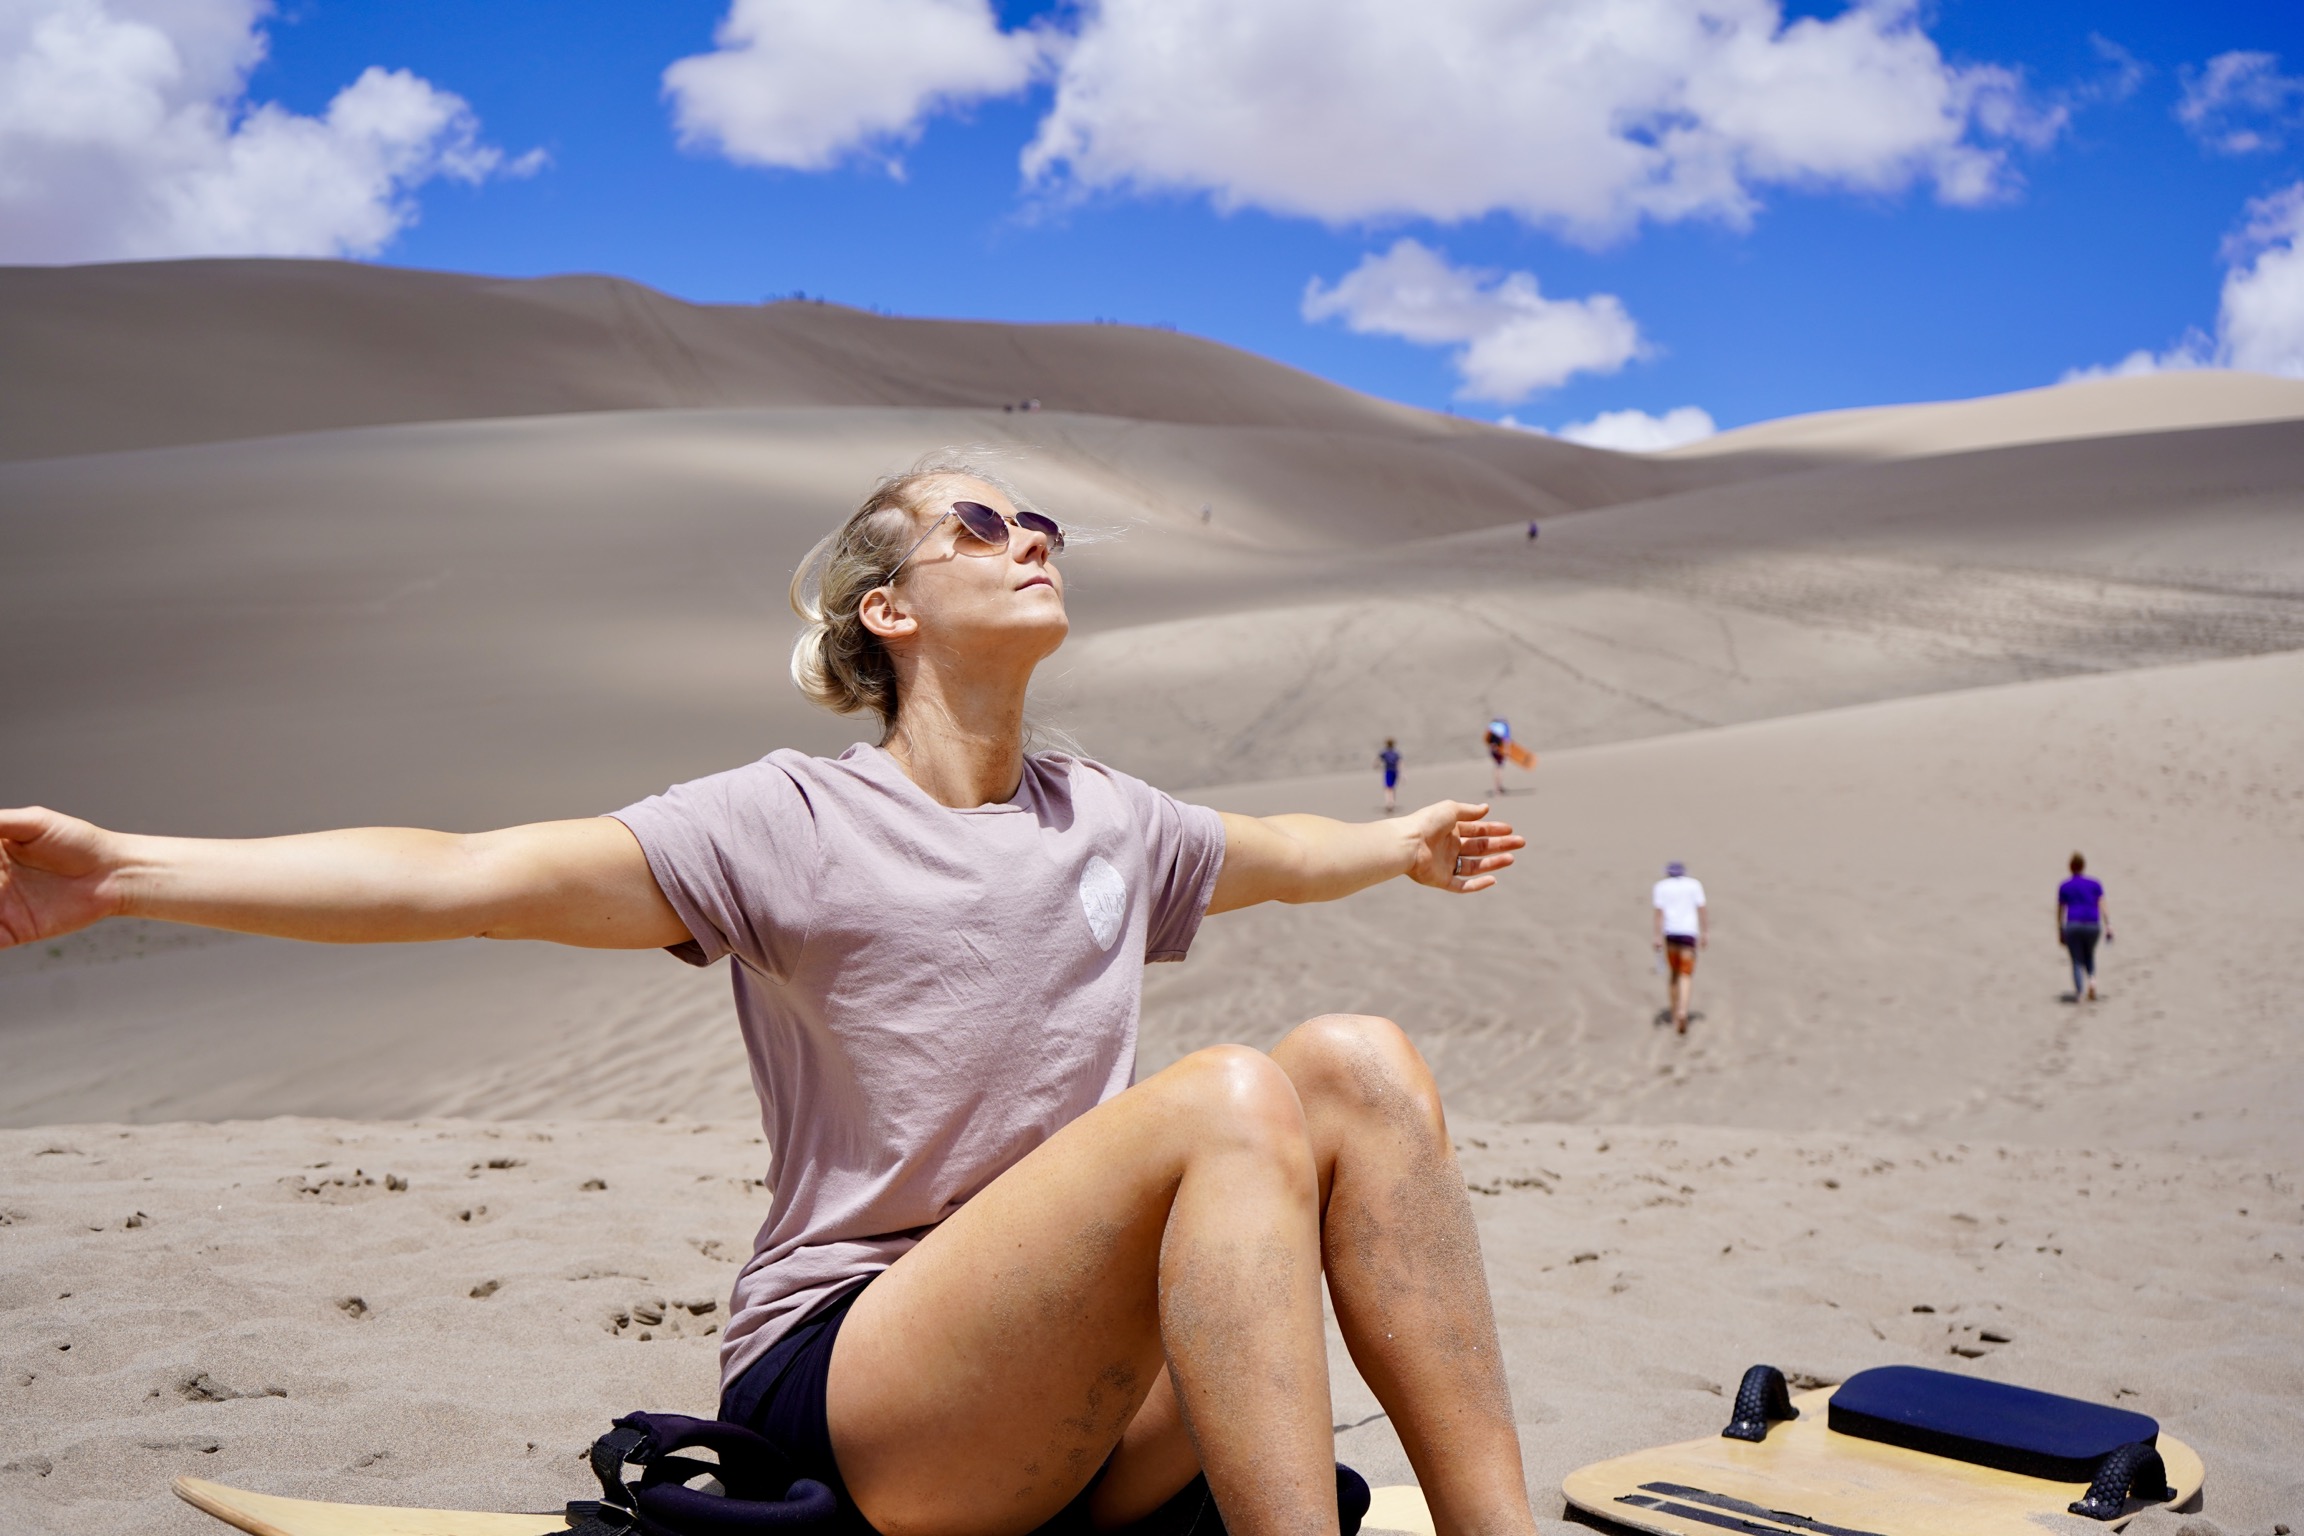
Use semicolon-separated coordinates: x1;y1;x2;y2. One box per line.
2;261;2301;1533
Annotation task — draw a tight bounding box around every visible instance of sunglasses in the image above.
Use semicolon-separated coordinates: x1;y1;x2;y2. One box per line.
886;500;1065;581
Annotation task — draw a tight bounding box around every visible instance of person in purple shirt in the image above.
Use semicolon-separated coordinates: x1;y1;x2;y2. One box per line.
2057;851;2113;1002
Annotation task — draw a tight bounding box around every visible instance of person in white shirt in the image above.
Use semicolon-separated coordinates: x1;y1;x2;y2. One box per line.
1651;860;1708;1034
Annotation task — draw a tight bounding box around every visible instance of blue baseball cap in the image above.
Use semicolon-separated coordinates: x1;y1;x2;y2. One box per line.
1665;861;1686;877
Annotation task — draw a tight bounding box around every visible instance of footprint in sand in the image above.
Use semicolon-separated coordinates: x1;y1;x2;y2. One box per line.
280;1165;404;1204
606;1296;722;1342
179;1372;286;1402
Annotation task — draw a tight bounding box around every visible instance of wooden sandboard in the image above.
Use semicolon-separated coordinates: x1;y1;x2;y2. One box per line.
175;1478;573;1536
1561;1387;2203;1536
179;1475;1436;1536
1364;1484;1436;1535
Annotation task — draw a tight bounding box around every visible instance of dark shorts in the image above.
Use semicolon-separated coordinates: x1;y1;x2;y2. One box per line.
1383;769;1398;788
719;1277;1107;1536
720;1279;876;1534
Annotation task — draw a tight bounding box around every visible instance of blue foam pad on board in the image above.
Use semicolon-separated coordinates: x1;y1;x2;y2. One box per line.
1827;1366;2159;1482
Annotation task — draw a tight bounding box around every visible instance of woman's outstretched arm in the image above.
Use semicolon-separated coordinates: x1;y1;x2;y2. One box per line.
0;807;688;951
1205;800;1520;915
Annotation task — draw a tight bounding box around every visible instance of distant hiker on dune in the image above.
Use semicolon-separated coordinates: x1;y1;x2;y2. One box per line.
2058;852;2111;1002
1377;737;1402;813
1652;860;1708;1034
1483;717;1535;795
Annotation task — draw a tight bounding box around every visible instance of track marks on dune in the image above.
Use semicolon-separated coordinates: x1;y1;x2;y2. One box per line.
425;969;752;1122
1052;527;2304;790
1437;596;1718;731
1562;549;2304;677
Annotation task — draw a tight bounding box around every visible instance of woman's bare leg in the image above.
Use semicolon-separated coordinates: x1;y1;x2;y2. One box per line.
1271;1015;1538;1536
826;1044;1335;1536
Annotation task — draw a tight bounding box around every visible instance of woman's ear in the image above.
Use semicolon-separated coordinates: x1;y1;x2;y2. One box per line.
858;584;917;643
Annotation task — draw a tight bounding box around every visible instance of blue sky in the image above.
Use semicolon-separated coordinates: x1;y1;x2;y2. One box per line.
9;2;2304;441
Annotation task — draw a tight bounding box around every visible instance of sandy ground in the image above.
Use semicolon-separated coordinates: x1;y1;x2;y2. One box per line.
5;653;2296;1533
4;261;2303;1533
3;1117;2294;1534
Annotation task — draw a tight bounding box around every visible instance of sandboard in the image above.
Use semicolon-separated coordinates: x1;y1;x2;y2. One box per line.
176;1478;574;1536
1363;1484;1436;1535
1562;1386;2203;1536
179;1475;1437;1536
1504;742;1536;769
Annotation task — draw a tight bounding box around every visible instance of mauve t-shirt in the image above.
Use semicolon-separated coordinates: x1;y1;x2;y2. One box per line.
610;744;1227;1391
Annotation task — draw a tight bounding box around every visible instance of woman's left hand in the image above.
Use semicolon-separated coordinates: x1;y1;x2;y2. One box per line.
1403;801;1524;893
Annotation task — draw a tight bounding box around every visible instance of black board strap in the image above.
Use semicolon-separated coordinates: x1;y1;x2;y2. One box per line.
2068;1440;2177;1521
590;1426;652;1509
1630;1482;1885;1536
565;1501;638;1535
1721;1365;1801;1443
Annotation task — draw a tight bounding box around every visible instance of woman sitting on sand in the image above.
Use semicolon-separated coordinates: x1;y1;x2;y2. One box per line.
0;459;1535;1536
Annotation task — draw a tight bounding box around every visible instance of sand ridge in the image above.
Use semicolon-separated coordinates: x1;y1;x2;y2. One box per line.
1669;370;2304;464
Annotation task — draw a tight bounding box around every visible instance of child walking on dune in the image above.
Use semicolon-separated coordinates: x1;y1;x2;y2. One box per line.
1377;738;1402;813
1652;861;1708;1034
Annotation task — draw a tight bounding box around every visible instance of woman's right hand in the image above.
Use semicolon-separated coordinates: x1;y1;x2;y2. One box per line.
0;808;122;949
1;809;689;952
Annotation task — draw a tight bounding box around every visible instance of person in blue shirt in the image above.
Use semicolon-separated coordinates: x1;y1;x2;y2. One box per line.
2057;852;2113;1002
1377;737;1403;813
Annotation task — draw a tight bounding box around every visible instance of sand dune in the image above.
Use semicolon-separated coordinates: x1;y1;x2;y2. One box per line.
4;259;2302;1534
7;402;2298;836
1674;370;2304;464
1150;650;2304;1164
0;259;1726;518
15;651;2290;1162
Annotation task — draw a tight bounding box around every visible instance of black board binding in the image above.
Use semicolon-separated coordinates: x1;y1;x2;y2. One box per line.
1720;1364;1799;1443
2069;1440;2178;1521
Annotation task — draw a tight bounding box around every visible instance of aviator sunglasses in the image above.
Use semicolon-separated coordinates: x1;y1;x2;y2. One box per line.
886;500;1066;580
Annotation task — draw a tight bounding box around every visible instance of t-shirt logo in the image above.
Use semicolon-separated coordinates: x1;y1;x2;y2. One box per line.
1079;855;1127;951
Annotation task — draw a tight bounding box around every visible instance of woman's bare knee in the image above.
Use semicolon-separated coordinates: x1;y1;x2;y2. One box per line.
1151;1045;1315;1179
1273;1014;1444;1139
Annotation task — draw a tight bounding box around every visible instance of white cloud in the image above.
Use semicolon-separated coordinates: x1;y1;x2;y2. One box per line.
2079;35;2147;108
2218;184;2304;376
1023;0;2055;243
1303;240;1643;403
2064;182;2304;382
1551;405;1719;451
2058;339;2211;383
0;0;521;264
2176;51;2304;155
664;0;1041;173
